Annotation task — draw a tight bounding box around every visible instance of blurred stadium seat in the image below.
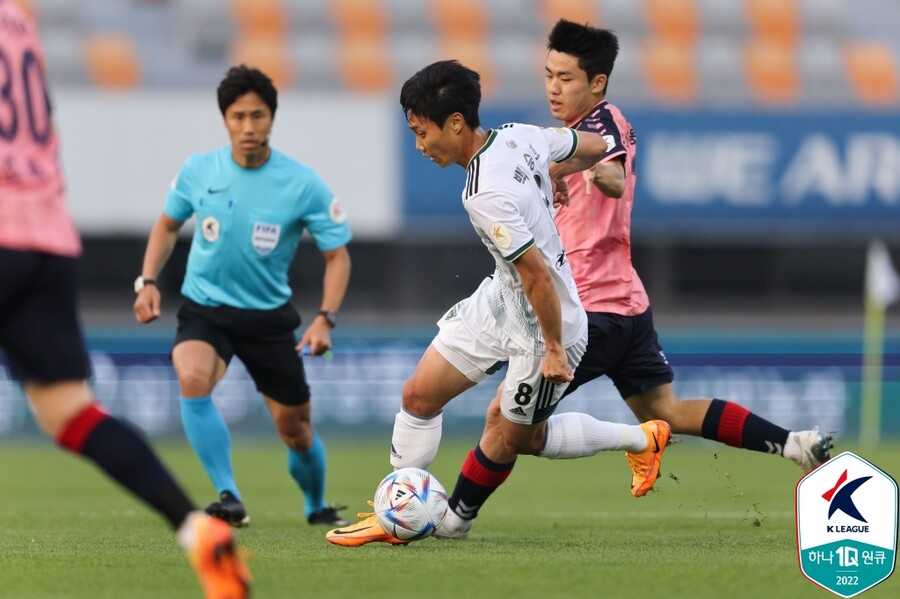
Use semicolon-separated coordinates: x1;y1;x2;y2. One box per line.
330;0;393;91
539;0;598;30
844;41;899;106
330;0;387;40
230;34;294;89
437;36;497;98
82;32;142;88
744;0;800;46
231;0;288;37
336;36;394;92
430;0;489;42
744;38;799;105
643;0;700;45
642;38;698;104
23;0;900;106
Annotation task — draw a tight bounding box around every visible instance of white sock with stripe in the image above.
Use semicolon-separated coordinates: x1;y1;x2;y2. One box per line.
389;408;443;470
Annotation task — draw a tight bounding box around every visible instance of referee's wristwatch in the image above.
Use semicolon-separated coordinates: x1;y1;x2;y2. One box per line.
317;310;337;329
134;276;157;294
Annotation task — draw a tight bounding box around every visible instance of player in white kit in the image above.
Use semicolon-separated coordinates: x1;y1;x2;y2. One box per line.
327;60;670;546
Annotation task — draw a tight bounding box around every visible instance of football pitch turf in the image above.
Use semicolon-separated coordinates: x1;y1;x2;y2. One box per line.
1;438;897;599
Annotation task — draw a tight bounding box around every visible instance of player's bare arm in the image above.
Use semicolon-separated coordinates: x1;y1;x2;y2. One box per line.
511;246;573;385
133;213;183;324
551;130;607;177
591;158;625;198
549;130;607;205
297;245;351;355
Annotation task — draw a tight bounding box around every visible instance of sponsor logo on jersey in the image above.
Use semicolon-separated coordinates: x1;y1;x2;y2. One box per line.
513;166;528;184
252;222;281;255
202;216;220;242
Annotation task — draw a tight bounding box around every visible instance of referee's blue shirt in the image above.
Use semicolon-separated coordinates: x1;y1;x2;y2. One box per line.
165;147;351;310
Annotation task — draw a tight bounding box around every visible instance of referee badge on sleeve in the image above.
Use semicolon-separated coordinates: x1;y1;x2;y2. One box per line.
252;222;281;255
329;197;347;224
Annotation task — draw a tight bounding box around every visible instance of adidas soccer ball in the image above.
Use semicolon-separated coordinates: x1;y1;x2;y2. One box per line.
373;467;448;541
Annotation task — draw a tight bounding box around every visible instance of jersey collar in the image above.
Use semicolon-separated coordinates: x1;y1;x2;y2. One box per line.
569;100;608;129
467;129;497;168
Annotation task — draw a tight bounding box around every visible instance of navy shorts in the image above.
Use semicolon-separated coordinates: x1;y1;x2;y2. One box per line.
0;249;91;382
174;299;311;406
561;307;674;400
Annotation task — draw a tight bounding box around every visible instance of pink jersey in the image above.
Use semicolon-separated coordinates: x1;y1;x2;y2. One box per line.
0;0;80;256
554;100;648;316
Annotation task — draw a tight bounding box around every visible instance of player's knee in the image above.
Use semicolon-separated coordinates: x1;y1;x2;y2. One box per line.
278;420;313;451
176;368;216;396
400;380;437;418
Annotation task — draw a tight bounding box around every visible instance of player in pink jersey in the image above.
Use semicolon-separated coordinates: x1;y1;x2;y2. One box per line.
0;2;248;596
435;19;834;540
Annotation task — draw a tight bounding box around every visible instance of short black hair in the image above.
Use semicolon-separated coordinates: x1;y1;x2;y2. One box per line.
399;60;481;128
217;65;278;116
547;19;619;91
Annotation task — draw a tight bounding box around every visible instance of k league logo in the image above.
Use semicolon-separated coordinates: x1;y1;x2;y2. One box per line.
796;451;898;597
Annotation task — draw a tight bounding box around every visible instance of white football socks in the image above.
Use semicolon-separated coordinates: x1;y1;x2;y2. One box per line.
782;431;801;461
390;408;443;470
538;413;647;459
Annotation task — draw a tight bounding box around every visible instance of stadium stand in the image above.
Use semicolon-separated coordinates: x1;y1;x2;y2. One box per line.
744;37;799;105
82;32;142;88
745;0;800;47
643;0;700;46
23;0;900;107
845;41;899;105
642;37;698;104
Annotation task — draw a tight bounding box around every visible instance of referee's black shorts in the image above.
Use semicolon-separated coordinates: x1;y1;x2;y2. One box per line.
0;248;91;383
174;299;311;405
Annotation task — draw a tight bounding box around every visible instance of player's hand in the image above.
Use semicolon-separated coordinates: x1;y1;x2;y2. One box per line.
552;176;570;207
133;286;161;324
296;320;332;357
541;346;573;385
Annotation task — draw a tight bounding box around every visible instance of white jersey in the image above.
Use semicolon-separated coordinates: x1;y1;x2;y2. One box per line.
459;123;587;352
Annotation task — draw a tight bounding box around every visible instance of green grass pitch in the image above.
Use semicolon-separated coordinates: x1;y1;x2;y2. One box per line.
1;438;897;599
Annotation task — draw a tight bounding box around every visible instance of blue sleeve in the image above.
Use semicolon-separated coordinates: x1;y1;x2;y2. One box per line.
163;158;197;222
302;171;352;251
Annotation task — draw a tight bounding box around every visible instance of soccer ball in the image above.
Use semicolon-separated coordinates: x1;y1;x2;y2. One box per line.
373;467;448;541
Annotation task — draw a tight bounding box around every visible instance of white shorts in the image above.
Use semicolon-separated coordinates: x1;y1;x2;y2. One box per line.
433;297;587;425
